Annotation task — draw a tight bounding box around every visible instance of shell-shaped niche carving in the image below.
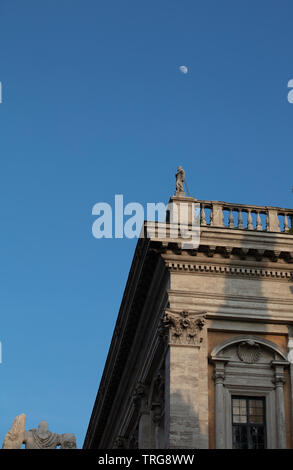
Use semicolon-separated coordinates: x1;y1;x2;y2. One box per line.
237;340;261;363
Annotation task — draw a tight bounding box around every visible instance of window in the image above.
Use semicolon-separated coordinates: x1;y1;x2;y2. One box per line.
232;397;266;449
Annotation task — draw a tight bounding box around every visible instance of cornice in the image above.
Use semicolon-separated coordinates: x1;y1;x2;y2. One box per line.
83;238;160;449
145;221;293;254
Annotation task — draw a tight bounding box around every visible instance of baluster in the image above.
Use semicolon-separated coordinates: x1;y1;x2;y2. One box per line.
284;213;289;233
221;209;225;227
265;212;270;232
228;208;234;228
247;209;253;230
200;205;207;226
210;207;213;226
238;208;244;229
256;211;262;231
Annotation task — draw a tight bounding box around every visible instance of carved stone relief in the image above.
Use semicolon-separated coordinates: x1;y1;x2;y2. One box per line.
237;340;261;363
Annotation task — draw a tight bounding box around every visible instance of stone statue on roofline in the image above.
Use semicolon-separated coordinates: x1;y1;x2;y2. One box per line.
2;414;77;449
175;166;185;195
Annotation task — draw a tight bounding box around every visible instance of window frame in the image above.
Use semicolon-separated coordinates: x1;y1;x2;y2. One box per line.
231;395;267;449
224;386;275;449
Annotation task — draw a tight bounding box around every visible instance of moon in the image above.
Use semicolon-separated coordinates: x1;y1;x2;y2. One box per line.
179;65;188;74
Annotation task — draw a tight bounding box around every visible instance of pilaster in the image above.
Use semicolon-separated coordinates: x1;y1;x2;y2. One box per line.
161;309;208;448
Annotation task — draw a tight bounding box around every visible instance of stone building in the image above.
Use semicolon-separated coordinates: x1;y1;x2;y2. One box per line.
84;188;293;449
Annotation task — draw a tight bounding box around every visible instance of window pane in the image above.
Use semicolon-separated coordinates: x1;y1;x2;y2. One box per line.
233;414;247;424
249;399;264;424
233;425;248;449
232;398;247;424
250;425;265;449
255;400;263;408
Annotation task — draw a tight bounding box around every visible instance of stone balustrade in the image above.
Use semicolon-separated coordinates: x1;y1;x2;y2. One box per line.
198;200;293;233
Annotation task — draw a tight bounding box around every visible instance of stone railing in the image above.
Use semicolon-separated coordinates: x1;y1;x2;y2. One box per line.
198;200;293;233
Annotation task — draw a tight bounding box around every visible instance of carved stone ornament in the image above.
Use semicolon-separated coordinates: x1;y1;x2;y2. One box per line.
60;434;77;449
113;436;126;449
161;310;206;346
237;340;261;364
132;382;146;411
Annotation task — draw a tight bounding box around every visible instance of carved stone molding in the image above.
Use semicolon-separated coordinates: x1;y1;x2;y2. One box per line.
166;261;293;280
161;310;206;346
159;241;293;262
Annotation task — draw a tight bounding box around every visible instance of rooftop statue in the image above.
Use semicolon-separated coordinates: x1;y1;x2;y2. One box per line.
175;166;185;194
2;414;76;449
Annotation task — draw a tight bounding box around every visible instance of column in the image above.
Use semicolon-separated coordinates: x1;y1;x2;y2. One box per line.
272;362;287;449
213;359;227;449
287;333;293;448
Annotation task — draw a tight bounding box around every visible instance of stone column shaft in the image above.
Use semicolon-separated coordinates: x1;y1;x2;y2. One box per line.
213;360;227;449
272;362;287;449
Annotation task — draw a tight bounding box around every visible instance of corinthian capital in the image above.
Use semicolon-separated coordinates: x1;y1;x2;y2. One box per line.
161;310;206;346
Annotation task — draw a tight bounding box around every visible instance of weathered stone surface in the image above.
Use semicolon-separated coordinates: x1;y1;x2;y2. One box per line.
24;421;60;449
2;414;26;449
60;433;77;449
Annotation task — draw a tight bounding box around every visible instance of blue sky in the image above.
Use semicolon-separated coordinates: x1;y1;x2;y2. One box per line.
0;0;292;448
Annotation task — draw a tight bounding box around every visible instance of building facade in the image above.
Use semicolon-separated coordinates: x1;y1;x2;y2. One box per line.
84;190;293;449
